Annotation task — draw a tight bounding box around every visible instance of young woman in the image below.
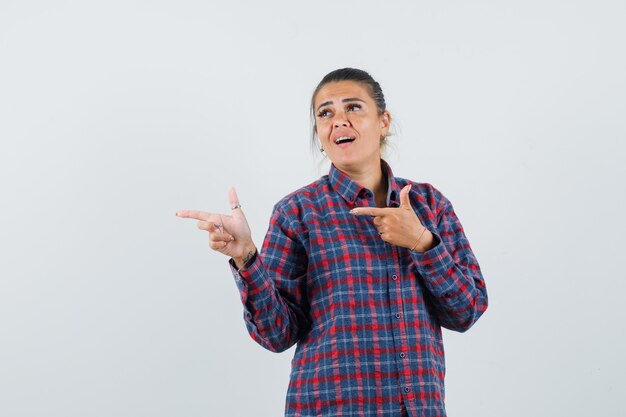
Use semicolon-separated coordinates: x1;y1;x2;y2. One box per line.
177;68;488;417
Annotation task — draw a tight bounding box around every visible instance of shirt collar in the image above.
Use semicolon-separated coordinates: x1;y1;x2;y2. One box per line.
329;159;401;208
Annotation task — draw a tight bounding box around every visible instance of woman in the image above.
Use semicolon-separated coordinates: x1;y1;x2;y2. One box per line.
177;68;488;417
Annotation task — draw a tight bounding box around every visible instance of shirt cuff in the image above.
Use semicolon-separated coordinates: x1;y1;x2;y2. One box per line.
228;253;271;296
409;231;457;295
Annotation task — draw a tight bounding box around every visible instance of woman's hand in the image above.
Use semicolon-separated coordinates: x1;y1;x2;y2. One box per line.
176;187;257;267
350;184;435;252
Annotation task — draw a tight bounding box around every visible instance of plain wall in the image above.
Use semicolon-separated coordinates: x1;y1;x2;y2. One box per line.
1;1;624;416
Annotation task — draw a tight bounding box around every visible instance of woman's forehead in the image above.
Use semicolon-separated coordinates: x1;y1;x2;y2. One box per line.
314;81;372;107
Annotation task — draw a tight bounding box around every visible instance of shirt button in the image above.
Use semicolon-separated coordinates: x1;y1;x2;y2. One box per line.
404;387;411;393
395;313;401;319
392;274;398;280
400;352;406;358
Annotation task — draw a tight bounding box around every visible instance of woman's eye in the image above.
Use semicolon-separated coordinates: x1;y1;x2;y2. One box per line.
317;109;331;118
347;104;361;111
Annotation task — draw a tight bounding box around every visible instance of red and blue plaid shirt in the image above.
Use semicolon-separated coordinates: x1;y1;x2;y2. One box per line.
230;160;488;417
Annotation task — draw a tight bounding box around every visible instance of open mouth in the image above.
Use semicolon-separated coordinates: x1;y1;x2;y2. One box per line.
335;136;355;145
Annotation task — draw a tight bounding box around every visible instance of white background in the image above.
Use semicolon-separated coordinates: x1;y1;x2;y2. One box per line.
1;1;624;416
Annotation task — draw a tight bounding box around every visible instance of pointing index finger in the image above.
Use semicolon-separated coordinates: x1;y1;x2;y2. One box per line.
175;210;210;221
350;207;389;217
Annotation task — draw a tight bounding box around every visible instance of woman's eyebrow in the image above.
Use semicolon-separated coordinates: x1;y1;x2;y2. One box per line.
316;98;366;112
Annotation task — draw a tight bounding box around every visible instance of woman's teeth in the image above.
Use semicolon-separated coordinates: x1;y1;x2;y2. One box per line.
335;136;355;144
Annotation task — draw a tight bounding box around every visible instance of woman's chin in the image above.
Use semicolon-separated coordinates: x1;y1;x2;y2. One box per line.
330;152;380;171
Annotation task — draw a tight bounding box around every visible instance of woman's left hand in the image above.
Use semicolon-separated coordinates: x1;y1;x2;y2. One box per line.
350;185;435;252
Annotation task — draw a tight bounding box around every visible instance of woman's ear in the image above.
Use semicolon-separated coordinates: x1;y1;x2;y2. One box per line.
380;111;392;136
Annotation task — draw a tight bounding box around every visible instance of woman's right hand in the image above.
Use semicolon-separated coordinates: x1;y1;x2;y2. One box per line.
176;187;257;267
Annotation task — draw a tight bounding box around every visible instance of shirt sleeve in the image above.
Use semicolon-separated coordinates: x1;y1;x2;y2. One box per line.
410;191;488;332
228;205;310;353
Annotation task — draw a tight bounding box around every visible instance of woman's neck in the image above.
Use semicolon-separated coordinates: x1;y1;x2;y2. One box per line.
341;159;388;207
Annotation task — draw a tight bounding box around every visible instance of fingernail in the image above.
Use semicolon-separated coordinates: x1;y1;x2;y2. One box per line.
230;236;235;241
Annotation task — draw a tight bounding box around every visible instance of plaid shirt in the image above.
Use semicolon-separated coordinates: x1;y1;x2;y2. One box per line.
230;160;488;417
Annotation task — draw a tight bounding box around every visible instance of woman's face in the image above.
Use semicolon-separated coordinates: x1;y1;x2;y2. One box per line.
314;81;391;173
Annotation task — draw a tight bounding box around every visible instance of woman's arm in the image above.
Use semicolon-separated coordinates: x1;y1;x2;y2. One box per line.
177;188;309;353
229;205;310;353
409;192;488;332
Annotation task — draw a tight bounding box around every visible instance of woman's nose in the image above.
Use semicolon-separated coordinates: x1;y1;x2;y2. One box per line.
333;114;350;127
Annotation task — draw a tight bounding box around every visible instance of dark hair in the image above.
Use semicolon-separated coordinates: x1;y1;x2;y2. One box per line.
310;68;387;152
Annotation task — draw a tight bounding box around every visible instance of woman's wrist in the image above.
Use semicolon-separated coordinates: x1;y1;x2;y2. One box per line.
233;243;258;270
410;228;435;252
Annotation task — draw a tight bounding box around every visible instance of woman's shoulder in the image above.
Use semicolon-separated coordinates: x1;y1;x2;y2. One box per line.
272;175;331;215
394;175;453;213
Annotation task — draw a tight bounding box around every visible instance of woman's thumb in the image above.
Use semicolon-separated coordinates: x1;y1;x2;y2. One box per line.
229;186;245;219
400;184;412;209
